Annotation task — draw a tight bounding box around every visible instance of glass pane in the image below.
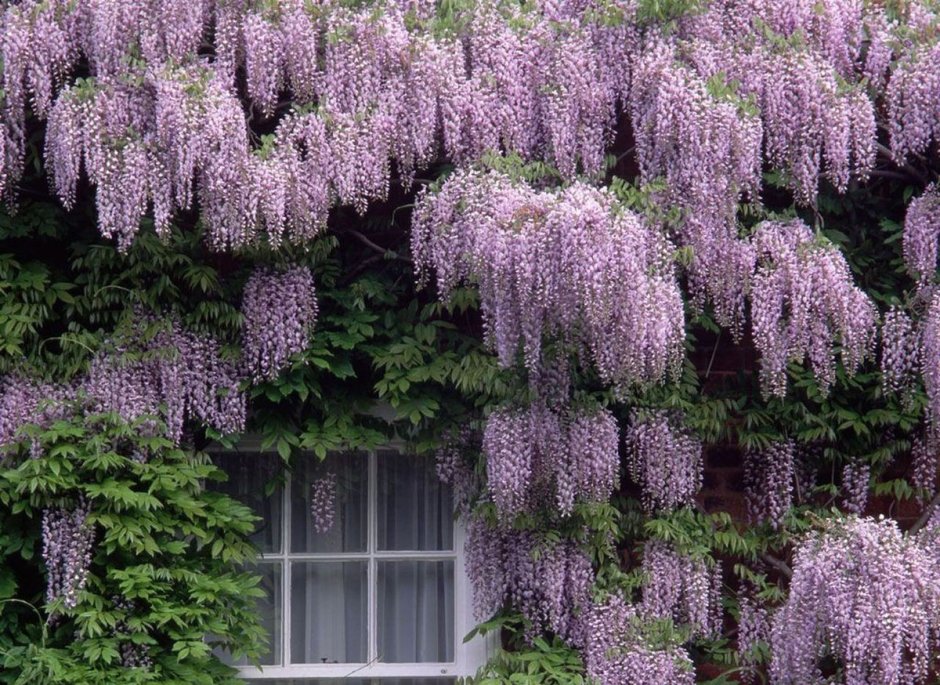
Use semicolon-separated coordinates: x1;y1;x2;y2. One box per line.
378;561;455;663
291;452;368;553
377;451;454;551
290;561;367;664
212;451;282;554
242;681;454;685
216;561;281;666
245;678;457;685
243;681;371;685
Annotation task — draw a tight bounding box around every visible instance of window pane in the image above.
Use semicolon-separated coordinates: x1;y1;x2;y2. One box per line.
212;451;282;554
290;561;367;664
377;561;455;663
377;451;454;551
217;561;281;666
291;453;368;553
243;681;370;685
242;681;455;685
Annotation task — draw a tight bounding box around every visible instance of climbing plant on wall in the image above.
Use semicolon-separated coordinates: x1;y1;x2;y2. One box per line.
2;1;940;684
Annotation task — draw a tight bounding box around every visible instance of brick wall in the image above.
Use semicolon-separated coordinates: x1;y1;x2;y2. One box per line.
690;330;755;520
689;331;928;528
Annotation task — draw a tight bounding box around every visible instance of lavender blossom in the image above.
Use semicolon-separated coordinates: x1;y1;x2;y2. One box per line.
744;440;795;529
640;541;722;639
625;409;703;513
240;266;318;381
310;471;337;534
42;498;95;611
770;517;940;685
583;594;695;685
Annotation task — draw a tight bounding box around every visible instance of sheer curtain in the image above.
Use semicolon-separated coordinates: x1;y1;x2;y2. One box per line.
291;451;455;665
376;451;454;663
292;453;368;664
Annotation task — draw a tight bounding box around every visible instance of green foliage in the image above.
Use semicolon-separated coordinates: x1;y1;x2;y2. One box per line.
0;410;264;685
469;616;588;685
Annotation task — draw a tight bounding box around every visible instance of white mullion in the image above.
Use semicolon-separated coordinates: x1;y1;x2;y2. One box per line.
373;550;457;560
286;552;371;562
368;451;379;665
282;468;292;667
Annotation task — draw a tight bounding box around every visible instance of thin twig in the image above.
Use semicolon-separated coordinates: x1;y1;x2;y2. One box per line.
760;552;793;579
868;170;913;182
339;228;396;257
909;491;940;534
875;142;929;185
704;331;722;380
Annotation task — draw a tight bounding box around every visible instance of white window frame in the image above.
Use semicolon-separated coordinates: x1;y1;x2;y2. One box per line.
223;444;491;681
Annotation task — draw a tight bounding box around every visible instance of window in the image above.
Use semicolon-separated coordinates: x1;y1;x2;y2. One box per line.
213;447;488;682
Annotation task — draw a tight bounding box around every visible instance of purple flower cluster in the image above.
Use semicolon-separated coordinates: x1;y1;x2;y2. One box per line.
412;171;684;387
0;375;72;455
770;517;940;685
241;266;318;381
435;433;478;519
840;461;870;515
582;594;695;685
902;185;940;289
881;307;921;397
737;591;770;683
482;404;619;520
0;1;623;247
0;316;248;457
640;541;723;639
83;321;247;440
911;434;938;501
464;517;593;643
921;295;940;439
750;220;877;398
744;440;794;529
886;41;940;164
112;596;152;669
0;0;937;258
42;498;95;611
630;38;761;331
625;409;703;513
310;471;336;534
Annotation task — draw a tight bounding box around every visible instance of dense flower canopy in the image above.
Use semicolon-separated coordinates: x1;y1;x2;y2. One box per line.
3;0;940;684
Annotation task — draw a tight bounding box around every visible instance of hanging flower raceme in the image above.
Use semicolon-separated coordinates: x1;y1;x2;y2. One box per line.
749;220;877;398
921;294;940;438
412;170;684;386
0;0;914;261
902;184;940;289
310;471;337;534
625;409;703;513
840;460;870;514
0;375;76;460
640;541;723;639
629;38;761;329
435;429;479;519
464;518;593;644
583;594;695;685
482;403;619;521
886;40;940;164
0;375;66;454
737;590;770;684
881;306;922;397
770;517;940;685
744;440;794;529
42;497;95;611
911;433;938;501
240;266;318;382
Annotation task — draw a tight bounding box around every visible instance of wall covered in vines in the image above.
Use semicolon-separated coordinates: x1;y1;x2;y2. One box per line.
1;0;940;683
